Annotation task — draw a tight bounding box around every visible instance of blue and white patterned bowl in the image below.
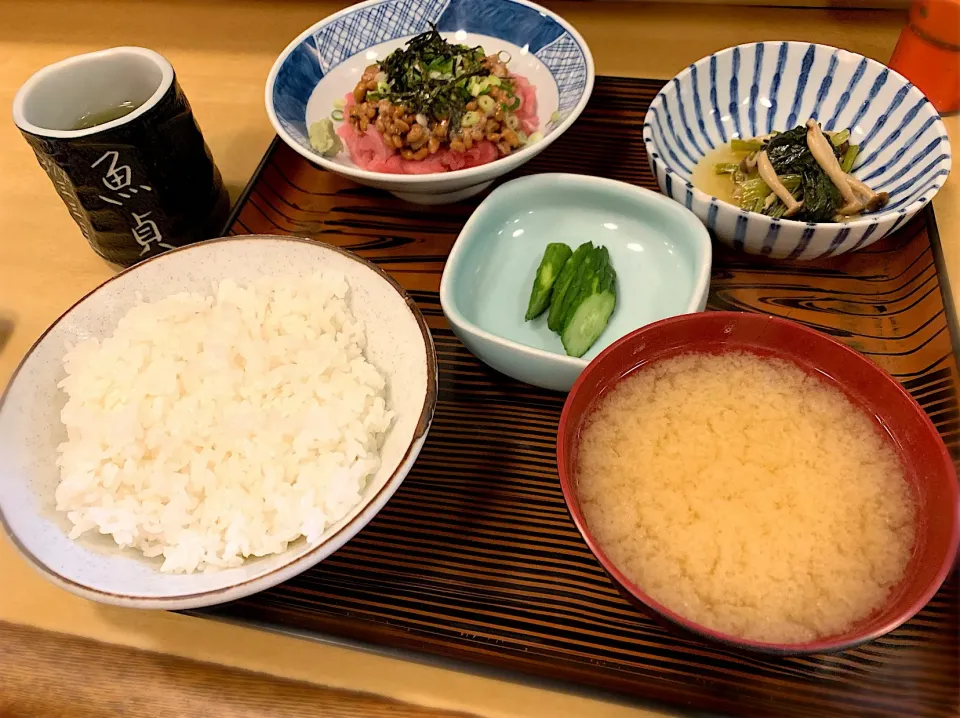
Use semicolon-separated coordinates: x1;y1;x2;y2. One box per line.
643;42;951;259
266;0;594;204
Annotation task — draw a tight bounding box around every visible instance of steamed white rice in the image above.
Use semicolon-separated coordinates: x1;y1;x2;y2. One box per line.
55;272;393;573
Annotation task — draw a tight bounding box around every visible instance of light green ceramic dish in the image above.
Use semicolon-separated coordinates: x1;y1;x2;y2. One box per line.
440;174;712;391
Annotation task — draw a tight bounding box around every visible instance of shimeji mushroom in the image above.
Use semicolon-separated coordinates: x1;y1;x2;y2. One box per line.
757;150;803;216
739;152;759;173
805;119;863;215
845;174;890;213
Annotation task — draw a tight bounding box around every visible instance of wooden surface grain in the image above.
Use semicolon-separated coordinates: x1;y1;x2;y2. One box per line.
0;2;955;717
201;76;960;718
0;621;479;718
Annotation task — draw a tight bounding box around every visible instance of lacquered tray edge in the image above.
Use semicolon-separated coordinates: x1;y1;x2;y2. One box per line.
219;136;958;362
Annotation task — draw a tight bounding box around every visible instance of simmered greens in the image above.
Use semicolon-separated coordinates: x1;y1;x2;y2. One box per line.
712;120;888;222
763;126;841;222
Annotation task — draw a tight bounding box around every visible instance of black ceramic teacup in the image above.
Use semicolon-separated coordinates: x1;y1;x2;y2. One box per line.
13;47;229;267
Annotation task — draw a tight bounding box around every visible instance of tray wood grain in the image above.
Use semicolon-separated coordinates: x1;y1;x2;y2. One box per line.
197;77;959;718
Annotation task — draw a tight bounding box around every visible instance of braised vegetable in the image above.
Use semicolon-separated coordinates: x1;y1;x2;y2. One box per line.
731;138;764;153
736;174;801;213
830;129;850;147
840;144;860;174
525;243;573;320
710;121;887;222
758;149;805;217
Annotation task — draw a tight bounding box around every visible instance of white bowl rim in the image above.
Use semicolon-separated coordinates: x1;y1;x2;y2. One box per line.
642;41;953;231
12;46;174;140
0;235;439;607
439;173;713;371
265;0;596;185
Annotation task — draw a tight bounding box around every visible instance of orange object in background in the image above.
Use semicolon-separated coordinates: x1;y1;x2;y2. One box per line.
889;0;960;113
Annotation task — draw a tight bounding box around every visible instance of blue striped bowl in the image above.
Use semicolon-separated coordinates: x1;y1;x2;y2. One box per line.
266;0;593;204
643;42;951;259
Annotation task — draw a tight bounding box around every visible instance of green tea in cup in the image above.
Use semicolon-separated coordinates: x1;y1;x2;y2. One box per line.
13;47;230;266
72;100;139;130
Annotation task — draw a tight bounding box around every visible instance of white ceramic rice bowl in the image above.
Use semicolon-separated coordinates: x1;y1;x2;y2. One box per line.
0;236;437;609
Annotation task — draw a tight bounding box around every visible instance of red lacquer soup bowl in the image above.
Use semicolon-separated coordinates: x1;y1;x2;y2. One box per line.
556;311;958;654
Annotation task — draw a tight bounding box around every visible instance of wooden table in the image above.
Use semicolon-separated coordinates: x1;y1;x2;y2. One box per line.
1;2;956;716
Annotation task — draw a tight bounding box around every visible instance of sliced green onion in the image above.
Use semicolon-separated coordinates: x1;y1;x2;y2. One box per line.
505;114;520;131
497;50;512;65
376;81;390;95
738;178;771;207
333;98;346;110
461;110;483;128
517;131;528;144
477;95;497;116
737;174;801;210
841;144;859;173
731;138;764;152
527;131;543;144
714;163;740;174
830;129;850;147
331;109;344;121
468;76;503;97
503;96;521;111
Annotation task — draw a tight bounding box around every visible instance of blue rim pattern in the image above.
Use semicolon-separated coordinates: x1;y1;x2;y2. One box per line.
642;42;952;258
272;0;589;150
